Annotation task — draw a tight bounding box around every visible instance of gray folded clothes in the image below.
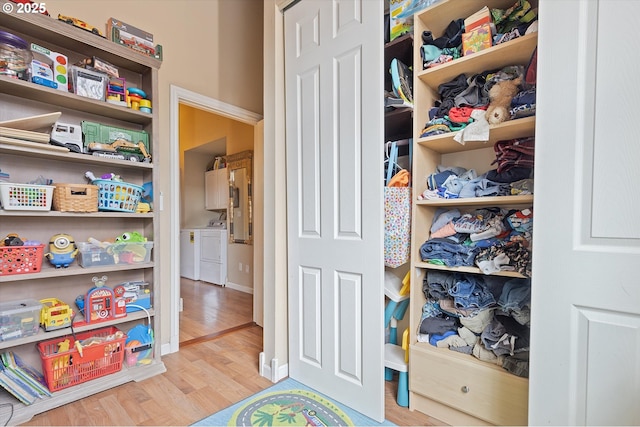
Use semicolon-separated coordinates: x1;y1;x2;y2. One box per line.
419;315;458;336
481;315;530;357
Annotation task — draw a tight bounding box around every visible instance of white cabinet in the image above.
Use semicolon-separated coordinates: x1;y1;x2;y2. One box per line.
199;229;227;285
205;168;228;210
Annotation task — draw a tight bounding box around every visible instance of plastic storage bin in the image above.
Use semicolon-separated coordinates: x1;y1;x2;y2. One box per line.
0;183;54;211
0;30;32;80
0;244;45;276
92;179;143;212
76;242;114;267
0;299;42;341
38;326;126;392
111;241;153;264
77;241;153;267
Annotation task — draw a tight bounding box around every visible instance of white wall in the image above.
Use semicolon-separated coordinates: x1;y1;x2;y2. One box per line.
261;0;289;380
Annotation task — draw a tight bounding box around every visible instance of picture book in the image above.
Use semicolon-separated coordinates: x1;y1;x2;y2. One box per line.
0;360;36;405
389;0;414;41
464;6;491;32
462;23;493;56
3;352;51;397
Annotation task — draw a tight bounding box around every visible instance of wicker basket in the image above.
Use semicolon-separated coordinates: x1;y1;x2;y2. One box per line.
52;183;99;212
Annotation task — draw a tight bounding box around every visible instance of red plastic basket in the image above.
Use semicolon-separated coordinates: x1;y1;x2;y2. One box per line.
37;327;126;392
0;244;44;276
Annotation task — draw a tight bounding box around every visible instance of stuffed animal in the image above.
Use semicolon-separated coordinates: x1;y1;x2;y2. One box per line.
485;77;522;125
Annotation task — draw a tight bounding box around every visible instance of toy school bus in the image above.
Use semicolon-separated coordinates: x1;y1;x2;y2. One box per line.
40;298;73;331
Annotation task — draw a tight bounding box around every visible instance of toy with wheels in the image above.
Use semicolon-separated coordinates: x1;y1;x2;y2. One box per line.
57;14;104;37
40;298;73;331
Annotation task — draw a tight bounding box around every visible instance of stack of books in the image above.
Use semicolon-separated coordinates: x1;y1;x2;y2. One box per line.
461;6;494;56
0;351;51;405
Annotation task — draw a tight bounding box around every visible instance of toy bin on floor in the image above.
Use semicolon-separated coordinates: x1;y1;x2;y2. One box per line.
0;244;45;276
0;298;42;341
0;183;54;211
38;326;126;392
92;179;143;212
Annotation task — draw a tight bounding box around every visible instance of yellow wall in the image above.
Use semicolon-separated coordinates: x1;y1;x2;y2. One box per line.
50;0;264;346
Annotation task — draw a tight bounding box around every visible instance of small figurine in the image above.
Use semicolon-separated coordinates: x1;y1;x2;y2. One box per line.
44;233;79;268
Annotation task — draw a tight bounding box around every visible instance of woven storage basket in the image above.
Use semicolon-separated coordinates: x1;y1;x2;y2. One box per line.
52;183;99;212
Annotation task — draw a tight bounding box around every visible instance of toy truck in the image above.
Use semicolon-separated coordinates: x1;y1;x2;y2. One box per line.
81;121;151;163
50;122;83;153
87;139;151;162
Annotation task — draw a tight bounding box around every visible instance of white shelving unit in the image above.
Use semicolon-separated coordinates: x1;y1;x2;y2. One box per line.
0;5;165;424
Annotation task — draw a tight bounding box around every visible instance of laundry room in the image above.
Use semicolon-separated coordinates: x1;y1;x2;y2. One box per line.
178;104;254;295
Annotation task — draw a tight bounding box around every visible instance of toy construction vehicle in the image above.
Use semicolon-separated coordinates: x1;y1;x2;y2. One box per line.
87;139;151;163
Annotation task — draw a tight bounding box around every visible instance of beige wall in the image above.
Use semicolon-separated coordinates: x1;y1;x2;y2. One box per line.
52;0;263;346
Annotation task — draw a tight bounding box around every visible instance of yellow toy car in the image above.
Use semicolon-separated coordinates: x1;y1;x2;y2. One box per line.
58;14;104;37
40;298;73;332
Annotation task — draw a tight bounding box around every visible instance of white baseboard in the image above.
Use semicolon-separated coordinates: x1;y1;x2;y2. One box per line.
226;281;253;294
161;342;174;356
259;352;288;383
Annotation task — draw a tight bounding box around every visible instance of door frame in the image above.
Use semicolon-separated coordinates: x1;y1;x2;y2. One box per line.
166;85;263;354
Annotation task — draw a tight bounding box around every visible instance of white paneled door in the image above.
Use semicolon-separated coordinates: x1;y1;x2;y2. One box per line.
284;0;385;422
531;1;640;425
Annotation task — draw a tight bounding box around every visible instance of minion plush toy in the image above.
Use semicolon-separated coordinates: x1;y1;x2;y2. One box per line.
45;233;79;268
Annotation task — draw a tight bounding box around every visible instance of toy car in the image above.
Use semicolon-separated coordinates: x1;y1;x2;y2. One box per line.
40;298;73;331
58;14;104;37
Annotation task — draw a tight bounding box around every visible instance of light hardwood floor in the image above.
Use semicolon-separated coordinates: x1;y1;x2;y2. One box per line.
21;280;446;426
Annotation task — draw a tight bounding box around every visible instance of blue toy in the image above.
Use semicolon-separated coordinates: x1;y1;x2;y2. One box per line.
44;233;78;268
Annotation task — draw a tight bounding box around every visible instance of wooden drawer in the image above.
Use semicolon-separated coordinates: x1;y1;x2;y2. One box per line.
410;344;528;425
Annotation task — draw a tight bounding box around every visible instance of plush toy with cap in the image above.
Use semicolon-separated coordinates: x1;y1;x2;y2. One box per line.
485;77;522;125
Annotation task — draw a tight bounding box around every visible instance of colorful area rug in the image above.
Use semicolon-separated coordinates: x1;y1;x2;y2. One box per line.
192;378;396;426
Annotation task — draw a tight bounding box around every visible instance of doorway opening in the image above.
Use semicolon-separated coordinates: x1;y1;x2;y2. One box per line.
169;86;263;353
